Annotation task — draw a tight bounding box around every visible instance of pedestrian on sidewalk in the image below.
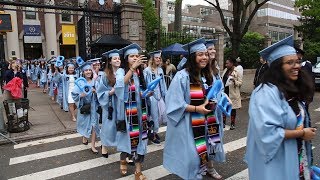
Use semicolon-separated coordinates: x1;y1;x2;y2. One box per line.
117;43;150;180
97;49;121;158
143;50;167;145
253;56;268;88
48;61;56;101
221;57;242;130
164;38;215;179
72;61;100;154
53;63;64;109
245;35;316;180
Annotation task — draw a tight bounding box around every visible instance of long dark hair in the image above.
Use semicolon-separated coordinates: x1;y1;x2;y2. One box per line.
104;56;116;87
260;58;314;103
39;61;46;69
123;55;146;89
185;52;213;85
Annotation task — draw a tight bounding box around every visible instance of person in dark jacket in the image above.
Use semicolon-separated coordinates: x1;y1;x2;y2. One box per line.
253;56;268;88
0;60;9;93
4;61;29;98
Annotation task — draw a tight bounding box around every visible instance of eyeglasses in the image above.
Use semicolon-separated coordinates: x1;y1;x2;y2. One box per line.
283;60;301;66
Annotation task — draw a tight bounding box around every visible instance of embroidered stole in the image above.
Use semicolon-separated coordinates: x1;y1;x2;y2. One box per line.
190;83;208;172
125;78;148;154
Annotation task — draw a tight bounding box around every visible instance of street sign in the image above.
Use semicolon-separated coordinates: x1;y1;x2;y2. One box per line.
0;14;12;32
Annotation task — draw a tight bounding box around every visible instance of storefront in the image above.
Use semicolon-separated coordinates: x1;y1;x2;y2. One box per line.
23;24;43;60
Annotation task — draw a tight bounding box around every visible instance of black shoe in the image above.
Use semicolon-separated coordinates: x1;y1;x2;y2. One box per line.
223;124;225;128
230;125;235;130
126;157;135;166
82;140;88;145
102;152;109;158
155;133;160;141
151;138;161;145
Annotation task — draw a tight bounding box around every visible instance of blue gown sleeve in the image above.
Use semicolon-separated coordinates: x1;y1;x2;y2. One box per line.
115;68;125;121
165;71;189;126
249;85;286;163
96;74;111;106
71;83;83;108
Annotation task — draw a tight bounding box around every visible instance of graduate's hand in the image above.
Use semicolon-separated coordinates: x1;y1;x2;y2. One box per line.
80;93;86;97
302;128;317;141
92;88;96;94
197;100;211;115
109;87;115;96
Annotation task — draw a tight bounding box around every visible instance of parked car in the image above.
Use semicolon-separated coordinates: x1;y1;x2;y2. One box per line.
313;61;320;87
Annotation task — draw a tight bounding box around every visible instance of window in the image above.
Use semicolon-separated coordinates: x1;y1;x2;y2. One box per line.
61;10;72;22
25;7;36;20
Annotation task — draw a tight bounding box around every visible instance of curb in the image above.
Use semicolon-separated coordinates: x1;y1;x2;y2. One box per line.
0;128;77;146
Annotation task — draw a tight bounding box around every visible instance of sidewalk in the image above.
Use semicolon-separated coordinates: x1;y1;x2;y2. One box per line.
0;83;77;145
0;69;256;145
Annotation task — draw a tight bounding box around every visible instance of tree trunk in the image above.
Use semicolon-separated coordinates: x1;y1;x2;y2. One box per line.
174;0;182;31
231;35;241;58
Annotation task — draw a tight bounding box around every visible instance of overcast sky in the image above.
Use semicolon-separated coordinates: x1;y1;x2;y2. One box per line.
182;0;211;6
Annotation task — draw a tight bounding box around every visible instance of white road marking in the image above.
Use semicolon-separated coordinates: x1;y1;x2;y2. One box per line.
8;144;164;180
315;107;320;112
14;133;81;149
10;142;101;165
115;137;247;180
226;169;248;180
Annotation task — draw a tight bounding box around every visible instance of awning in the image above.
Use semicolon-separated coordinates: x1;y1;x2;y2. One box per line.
90;34;131;46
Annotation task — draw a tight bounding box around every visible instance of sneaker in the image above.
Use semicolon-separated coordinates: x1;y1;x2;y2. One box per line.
230;125;235;130
151;138;161;145
155;133;160;141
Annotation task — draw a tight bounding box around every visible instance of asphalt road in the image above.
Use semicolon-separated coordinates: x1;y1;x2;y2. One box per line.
0;92;319;180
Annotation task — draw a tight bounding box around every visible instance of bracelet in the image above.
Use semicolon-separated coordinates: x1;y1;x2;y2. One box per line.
130;67;135;72
301;129;305;137
194;106;197;112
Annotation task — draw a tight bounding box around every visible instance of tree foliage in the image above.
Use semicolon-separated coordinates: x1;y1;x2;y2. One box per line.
303;40;320;64
295;0;320;42
225;32;265;69
137;0;160;52
204;0;269;58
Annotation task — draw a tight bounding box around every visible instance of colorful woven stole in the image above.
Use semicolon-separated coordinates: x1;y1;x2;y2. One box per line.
190;83;208;172
125;78;148;154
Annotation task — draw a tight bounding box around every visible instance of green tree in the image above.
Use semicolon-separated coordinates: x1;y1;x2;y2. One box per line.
295;0;320;41
225;32;265;68
204;0;269;58
174;0;183;31
137;0;160;52
303;40;320;64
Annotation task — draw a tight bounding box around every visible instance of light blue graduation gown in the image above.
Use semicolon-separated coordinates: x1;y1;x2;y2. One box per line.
31;65;39;82
72;80;100;138
163;69;202;179
96;71;120;147
54;72;79;111
47;71;55;97
38;66;47;83
143;67;167;133
244;84;312;180
115;69;148;155
207;74;226;162
53;72;63;106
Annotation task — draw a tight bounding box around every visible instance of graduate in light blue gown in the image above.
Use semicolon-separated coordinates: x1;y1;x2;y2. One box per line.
116;44;150;179
96;49;121;158
38;60;47;92
54;62;79;121
47;61;56;100
143;50;167;145
163;38;215;179
54;65;65;108
30;60;38;84
204;39;225;179
72;62;100;154
245;35;316;180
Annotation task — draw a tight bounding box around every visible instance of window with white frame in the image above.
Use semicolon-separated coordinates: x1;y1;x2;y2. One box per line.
61;10;72;22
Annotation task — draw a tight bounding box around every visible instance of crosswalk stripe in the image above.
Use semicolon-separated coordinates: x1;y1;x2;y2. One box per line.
14;133;81;149
115;137;247;180
10;142;101;165
315;107;320;112
116;165;169;180
8;144;164;180
225;169;248;180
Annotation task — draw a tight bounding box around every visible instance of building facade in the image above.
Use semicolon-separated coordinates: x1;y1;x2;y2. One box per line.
0;0;145;61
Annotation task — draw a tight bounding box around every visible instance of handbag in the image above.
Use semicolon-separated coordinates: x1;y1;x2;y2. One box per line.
80;103;91;114
116;120;126;133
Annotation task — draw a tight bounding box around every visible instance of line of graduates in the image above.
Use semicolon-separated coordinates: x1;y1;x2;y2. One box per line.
65;38;228;180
